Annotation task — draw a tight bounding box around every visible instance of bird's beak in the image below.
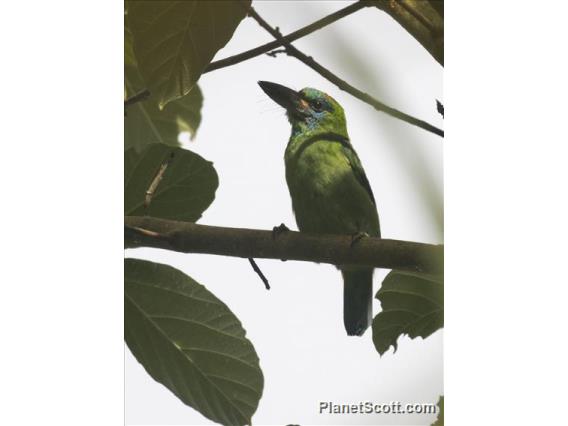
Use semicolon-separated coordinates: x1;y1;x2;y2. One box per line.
258;81;305;117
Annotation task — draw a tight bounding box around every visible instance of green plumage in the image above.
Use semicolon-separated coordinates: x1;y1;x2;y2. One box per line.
259;82;380;336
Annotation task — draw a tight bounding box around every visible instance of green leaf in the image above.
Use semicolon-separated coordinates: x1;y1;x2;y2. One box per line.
128;0;250;108
125;143;218;221
124;12;203;152
125;73;203;151
372;270;443;356
125;259;264;426
124;23;137;68
431;396;444;425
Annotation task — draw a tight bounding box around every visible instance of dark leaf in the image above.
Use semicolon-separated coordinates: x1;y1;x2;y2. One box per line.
372;270;443;355
124;23;137;68
124;143;218;222
128;0;250;108
432;395;444;425
428;0;444;19
125;61;203;152
125;259;264;425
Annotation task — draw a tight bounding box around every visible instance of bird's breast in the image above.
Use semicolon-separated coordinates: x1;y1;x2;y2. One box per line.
285;140;350;196
284;139;377;235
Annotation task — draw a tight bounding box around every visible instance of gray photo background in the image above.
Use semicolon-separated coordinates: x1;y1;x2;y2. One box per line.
126;1;443;424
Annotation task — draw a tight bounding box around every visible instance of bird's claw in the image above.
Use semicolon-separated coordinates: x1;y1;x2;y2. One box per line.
350;231;369;247
272;223;290;240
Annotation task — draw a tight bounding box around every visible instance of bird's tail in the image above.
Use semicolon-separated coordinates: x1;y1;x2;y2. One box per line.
342;269;373;336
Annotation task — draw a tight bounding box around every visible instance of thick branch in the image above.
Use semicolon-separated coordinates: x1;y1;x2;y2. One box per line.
125;216;443;274
372;0;444;66
247;5;444;138
205;1;369;73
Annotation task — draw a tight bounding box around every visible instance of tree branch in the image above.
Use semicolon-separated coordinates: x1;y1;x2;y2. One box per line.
246;5;444;138
372;0;444;66
125;216;443;274
205;1;370;74
124;88;150;109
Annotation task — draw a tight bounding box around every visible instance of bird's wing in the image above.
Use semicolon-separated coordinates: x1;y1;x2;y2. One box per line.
341;145;376;207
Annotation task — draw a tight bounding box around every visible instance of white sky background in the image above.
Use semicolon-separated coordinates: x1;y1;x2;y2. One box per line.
126;1;443;425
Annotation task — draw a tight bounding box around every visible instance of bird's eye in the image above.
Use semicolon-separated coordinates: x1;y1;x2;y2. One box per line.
312;100;323;112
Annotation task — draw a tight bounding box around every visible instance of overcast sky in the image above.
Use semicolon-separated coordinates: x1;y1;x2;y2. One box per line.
126;1;443;425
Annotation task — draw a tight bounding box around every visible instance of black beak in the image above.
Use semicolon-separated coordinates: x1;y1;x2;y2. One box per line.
258;81;301;112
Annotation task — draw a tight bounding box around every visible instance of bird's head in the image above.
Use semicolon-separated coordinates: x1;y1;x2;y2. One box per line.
258;81;347;136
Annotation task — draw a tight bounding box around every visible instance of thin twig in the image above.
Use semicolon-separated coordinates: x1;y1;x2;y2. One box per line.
145;152;174;208
124;89;150;109
265;49;287;58
246;5;444;138
248;258;270;290
436;99;444;118
204;1;369;74
125;3;365;116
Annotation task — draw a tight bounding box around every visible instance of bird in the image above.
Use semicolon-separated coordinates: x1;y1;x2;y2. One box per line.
258;81;380;336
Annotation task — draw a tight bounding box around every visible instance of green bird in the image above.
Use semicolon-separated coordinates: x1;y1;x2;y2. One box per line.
258;81;380;336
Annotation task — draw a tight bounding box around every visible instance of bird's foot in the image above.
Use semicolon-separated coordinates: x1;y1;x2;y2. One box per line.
272;223;290;240
350;231;369;247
